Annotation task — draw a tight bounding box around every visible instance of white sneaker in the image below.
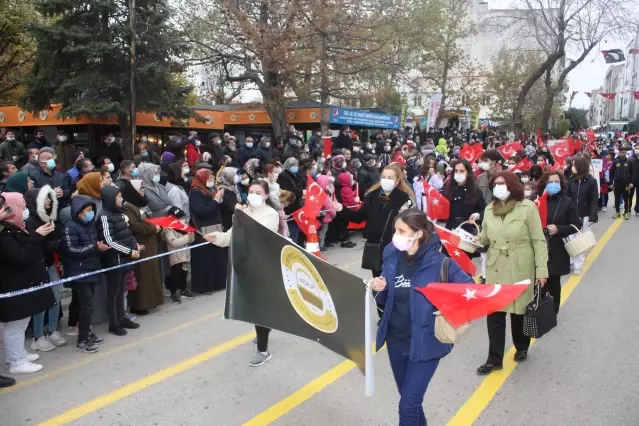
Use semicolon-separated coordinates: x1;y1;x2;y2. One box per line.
66;326;79;336
573;269;582;276
9;361;43;374
6;353;39;364
31;337;56;352
602;207;607;212
48;331;67;347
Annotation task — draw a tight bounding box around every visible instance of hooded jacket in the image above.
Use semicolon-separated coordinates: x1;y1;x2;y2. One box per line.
96;186;138;267
338;172;356;207
24;185;60;267
59;195;102;282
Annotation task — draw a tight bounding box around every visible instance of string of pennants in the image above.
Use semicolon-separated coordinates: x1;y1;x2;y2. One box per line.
601;48;639;63
570;90;639;101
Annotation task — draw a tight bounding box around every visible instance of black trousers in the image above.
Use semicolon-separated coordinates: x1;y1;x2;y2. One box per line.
614;185;631;213
546;275;561;314
76;283;96;342
486;312;530;365
255;326;271;352
68;288;80;328
106;269;125;327
327;212;350;243
166;263;188;295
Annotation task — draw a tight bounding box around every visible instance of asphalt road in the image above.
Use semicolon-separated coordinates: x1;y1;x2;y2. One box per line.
1;211;638;426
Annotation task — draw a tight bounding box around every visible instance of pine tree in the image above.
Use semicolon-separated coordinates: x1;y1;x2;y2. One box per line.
22;0;194;158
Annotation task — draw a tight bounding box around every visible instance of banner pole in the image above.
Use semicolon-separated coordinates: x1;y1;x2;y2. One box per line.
365;282;375;397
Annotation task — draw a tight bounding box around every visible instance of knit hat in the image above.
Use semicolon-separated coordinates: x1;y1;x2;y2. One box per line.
71;151;84;164
161;151;177;164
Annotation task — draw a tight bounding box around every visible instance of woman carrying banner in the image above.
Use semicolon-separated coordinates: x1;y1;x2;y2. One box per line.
371;208;472;426
204;180;280;367
472;172;548;375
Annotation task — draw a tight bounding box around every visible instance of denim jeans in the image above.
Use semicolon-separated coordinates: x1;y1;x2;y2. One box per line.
387;343;440;426
33;266;61;338
3;317;31;368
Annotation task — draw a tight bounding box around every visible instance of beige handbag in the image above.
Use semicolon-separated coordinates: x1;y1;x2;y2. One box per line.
564;225;596;257
434;312;469;344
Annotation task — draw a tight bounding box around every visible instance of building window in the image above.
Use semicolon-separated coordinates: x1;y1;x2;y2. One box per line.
482;96;491;107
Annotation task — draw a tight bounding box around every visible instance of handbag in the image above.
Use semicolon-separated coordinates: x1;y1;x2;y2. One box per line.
190;206;222;235
434;258;470;344
361;209;394;271
522;282;557;338
563;224;596;257
124;271;138;292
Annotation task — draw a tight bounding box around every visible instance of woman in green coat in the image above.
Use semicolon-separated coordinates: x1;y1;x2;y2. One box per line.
474;171;548;375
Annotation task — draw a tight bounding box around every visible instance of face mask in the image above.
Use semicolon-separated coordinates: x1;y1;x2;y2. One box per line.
246;142;253;148
195;140;201;147
524;190;532;198
215;139;221;145
206;181;215;189
380;177;396;193
571;166;577;175
81;211;95;223
392;232;418;252
366;144;372;149
290;166;299;174
131;168;139;178
507;164;515;170
152;175;160;183
353;147;360;152
384;146;391;152
6;136;15;141
247;193;265;207
59;136;68;142
493;184;510;201
141;151;149;157
46;159;56;170
241;178;250;186
107;137;115;144
22;208;29;221
521;177;530;183
106;163;114;172
290;141;297;146
183;167;190;175
546;182;561;195
265;142;271;148
234;175;241;184
454;173;466;184
31;155;38;162
479;162;490;171
304;147;310;153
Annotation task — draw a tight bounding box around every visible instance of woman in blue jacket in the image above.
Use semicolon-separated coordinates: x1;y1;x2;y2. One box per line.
372;208;473;426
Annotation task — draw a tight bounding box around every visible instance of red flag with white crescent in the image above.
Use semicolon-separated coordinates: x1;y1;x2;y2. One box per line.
496;143;523;160
292;208;321;237
533;192;549;228
549;139;573;167
510;157;532;173
460;143;484;163
417;281;531;327
145;216;198;233
304;176;327;218
423;179;450;220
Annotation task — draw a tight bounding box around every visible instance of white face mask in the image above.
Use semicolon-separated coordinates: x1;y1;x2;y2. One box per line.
246;142;253;148
493;184;510;201
353;147;360;152
454;173;466;184
521;177;530;183
247;193;265;207
392;232;419;252
524;190;532;197
22;208;29;221
384;146;391;152
265;142;271;148
106;163;114;173
241;178;250;186
479;162;490;171
206;180;215;188
58;136;68;142
380;177;396;193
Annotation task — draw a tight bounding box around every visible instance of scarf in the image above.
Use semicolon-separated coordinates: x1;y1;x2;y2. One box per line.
216;167;241;202
492;199;518;217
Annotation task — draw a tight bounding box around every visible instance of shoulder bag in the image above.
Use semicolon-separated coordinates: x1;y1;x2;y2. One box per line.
189;205;222;236
361;209;394;271
522;281;557;338
434;258;470;344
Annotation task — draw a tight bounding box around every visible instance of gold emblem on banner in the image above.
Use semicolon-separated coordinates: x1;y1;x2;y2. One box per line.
281;245;338;333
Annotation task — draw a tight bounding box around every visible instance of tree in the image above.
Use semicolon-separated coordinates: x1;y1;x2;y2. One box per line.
0;0;38;105
490;0;637;135
22;0;195;158
564;107;589;130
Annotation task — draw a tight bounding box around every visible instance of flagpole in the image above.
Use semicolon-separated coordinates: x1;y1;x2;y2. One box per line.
365;282;375;397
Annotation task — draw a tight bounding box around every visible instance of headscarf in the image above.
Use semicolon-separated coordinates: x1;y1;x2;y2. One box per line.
121;179;147;208
138;162;161;188
244;158;260;179
216;166;241;202
1;192;27;231
76;172;102;199
192;168;213;197
331;155;345;170
167;160;188;190
5;172;29;194
283;157;299;171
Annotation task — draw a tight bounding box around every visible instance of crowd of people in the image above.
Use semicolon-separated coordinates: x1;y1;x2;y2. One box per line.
0;121;636;407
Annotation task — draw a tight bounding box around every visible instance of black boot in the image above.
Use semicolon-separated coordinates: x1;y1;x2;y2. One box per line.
0;375;16;388
476;363;503;375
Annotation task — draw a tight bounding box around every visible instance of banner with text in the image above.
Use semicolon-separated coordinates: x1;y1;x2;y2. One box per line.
328;106;400;129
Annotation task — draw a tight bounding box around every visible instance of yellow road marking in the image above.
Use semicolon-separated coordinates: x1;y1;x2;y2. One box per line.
446;217;623;426
38;331;255;426
1;310;222;395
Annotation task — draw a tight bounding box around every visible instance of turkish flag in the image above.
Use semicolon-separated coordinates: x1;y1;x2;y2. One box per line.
417;281;531;327
585;129;596;142
510;157;532;173
549;139;573;167
303;176;327;218
145;216;198;233
433;225;477;276
573;139;584;152
292;208;321;236
471;161;481;178
496;143;523;160
423;179;450;220
634;91;639;101
536;129;544;146
534;192;549;228
585;92;591;97
460;143;484;163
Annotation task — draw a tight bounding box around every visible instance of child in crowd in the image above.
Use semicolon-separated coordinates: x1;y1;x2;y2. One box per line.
163;211;195;304
316;175;342;250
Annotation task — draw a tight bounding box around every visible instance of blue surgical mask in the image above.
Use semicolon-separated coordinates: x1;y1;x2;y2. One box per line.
290;166;299;174
81;211;95;223
141;151;149;157
131;168;139;178
546;182;561;195
46;159;56;170
152;175;161;183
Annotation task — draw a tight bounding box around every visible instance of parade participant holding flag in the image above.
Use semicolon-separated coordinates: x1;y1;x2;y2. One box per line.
371;208;473;426
443;159;486;232
204;180;280;367
413;159;443;212
473;171;548;375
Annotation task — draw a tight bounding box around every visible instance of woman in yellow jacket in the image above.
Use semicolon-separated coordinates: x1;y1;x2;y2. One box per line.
474;171;548;375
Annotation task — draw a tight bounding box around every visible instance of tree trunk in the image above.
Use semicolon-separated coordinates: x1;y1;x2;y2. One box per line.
435;61;449;129
542;68;555;133
118;113;133;160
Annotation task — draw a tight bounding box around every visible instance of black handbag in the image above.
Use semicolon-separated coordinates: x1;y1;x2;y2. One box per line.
522;283;557;338
361;210;394;271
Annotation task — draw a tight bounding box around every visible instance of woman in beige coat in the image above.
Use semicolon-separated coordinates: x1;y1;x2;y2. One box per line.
474;171;548;375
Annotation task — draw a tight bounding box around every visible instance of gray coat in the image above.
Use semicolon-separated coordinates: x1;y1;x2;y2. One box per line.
477;172;493;204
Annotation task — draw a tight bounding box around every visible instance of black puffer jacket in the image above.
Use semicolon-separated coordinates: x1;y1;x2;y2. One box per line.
60;195;101;283
546;194;581;276
357;165;380;198
96;186;138;268
0;221;55;322
24;185;60;267
567;175;599;222
277;170;305;215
